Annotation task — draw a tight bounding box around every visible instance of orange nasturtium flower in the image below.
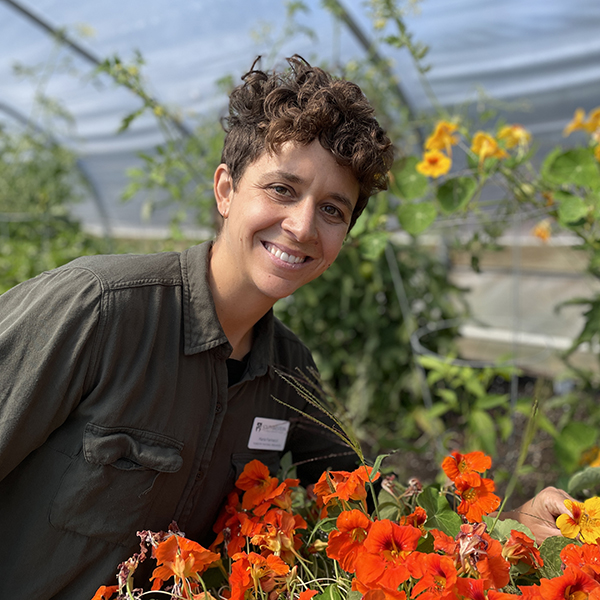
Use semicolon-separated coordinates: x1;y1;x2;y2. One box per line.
354;520;422;591
433;522;509;589
236;459;284;510
532;219;552;242
498;124;532;149
557;497;600;544
150;535;220;591
416;150;452;178
487;585;543;599
409;553;459;599
353;583;407;600
442;450;492;486
252;476;300;517
539;565;600;600
454;477;501;523
91;585;118;600
229;551;290;600
211;491;246;557
561;543;600;582
502;530;543;571
464;579;539;600
314;466;379;508
471;132;508;163
249;507;307;564
476;536;511;590
456;578;488;600
431;528;459;560
594;144;600;164
425;120;460;155
398;506;428;533
327;509;373;573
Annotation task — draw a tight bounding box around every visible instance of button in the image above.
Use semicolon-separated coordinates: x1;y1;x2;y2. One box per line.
215;402;222;413
195;470;203;481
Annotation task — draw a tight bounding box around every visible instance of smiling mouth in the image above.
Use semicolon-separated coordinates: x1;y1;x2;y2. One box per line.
263;242;308;264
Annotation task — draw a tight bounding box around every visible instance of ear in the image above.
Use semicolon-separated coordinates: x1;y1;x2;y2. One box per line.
214;163;233;218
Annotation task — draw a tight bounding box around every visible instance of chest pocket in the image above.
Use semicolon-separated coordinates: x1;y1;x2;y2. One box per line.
50;423;184;546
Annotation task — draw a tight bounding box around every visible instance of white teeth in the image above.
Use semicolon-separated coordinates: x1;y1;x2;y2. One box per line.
265;243;305;264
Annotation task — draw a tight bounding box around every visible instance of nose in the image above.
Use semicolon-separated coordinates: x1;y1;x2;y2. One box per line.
282;198;318;243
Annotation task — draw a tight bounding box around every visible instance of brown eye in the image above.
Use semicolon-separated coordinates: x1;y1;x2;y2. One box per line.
322;204;344;219
271;185;291;196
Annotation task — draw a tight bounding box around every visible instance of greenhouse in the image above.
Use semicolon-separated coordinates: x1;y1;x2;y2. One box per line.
1;0;600;598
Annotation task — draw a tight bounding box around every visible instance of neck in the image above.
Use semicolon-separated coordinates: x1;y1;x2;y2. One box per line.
209;242;275;359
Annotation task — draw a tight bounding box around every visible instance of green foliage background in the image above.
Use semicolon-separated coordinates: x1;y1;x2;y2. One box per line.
4;0;600;503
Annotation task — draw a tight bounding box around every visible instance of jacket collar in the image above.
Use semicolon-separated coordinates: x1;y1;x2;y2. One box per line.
180;241;274;376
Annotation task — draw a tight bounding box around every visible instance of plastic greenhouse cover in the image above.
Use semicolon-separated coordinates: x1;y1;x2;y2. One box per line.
0;0;599;235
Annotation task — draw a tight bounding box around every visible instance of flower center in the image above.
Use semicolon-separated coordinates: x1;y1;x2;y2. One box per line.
351;528;368;543
462;488;477;502
565;586;588;600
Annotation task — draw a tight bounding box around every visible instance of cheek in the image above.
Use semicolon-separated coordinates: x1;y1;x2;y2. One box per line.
246;204;283;233
323;233;347;263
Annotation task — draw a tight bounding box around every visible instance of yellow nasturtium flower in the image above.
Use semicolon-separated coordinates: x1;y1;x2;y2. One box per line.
470;132;508;164
586;107;600;134
557;497;600;544
531;219;551;242
594;145;600;164
425;121;460;156
564;108;587;136
498;124;532;149
416;150;452;178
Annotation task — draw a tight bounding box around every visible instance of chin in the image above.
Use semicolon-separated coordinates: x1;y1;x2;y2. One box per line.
257;280;307;302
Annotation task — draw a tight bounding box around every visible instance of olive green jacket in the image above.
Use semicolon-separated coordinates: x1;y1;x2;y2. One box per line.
0;242;352;599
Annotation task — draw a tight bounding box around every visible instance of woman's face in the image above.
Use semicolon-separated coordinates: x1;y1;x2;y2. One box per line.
212;140;359;303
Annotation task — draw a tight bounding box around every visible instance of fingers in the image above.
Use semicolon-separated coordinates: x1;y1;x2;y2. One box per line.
532;524;562;544
536;486;573;517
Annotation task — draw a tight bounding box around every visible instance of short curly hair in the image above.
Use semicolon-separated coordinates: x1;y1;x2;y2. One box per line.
221;56;394;230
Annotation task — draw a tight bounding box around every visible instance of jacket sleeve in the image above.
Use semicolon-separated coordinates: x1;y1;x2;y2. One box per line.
0;266;103;482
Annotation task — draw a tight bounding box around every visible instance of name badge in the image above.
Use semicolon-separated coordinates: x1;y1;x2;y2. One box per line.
248;417;290;451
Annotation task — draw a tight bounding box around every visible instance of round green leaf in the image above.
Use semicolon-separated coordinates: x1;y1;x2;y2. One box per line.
358;231;390;261
544;148;600;189
437;177;477;214
539;536;577;579
418;486;461;537
554;420;598;472
483;516;534;543
557;193;590;224
568;466;600;496
398;202;437;235
390;156;429;200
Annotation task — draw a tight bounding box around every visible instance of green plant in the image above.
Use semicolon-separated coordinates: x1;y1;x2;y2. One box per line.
91;448;600;600
18;0;600;484
0;120;114;293
274;236;465;449
415;354;519;456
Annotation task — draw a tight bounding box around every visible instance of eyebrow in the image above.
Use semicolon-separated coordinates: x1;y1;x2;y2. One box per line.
264;169;356;213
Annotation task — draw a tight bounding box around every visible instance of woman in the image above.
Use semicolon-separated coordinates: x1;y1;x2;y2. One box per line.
0;56;569;599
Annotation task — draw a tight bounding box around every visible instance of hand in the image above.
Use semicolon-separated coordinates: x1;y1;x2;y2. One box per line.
498;486;574;544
